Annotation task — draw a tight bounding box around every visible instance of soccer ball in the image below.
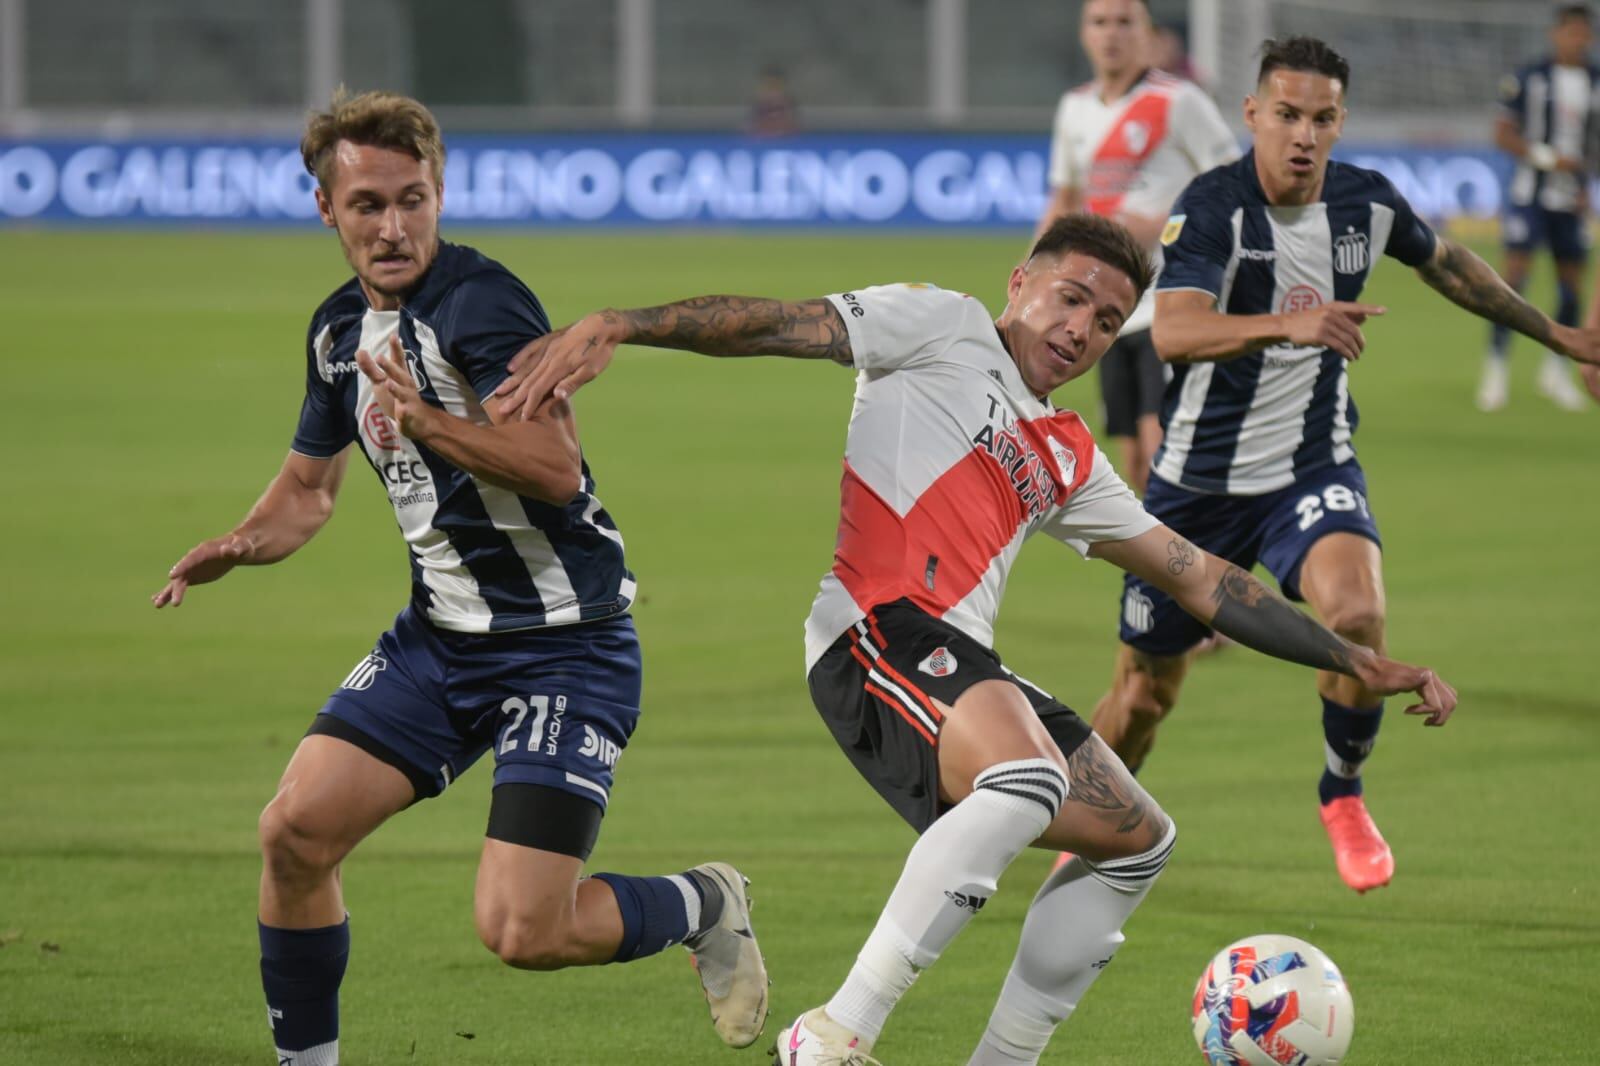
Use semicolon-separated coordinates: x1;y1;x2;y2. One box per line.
1191;934;1354;1065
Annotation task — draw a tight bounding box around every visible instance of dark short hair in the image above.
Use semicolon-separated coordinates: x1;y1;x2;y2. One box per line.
1257;36;1351;92
1028;214;1154;302
1556;3;1592;25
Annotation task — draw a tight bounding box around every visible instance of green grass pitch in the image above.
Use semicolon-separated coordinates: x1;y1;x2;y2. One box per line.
1;228;1596;1064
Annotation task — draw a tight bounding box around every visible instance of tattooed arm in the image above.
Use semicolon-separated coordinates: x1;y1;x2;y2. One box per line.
1416;237;1600;366
1090;525;1456;722
490;296;851;419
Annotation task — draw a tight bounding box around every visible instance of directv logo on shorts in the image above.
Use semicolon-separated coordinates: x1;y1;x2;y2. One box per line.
918;646;958;678
340;653;388;692
1122;589;1154;634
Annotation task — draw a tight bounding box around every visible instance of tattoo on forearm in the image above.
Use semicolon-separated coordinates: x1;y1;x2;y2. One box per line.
610;296;853;363
1208;565;1357;675
1065;740;1148;833
1417;238;1554;348
1166;537;1196;576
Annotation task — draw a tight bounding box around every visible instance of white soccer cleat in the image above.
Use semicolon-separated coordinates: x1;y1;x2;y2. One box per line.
1537;356;1588;412
1476;356;1509;412
684;862;770;1048
771;1007;883;1065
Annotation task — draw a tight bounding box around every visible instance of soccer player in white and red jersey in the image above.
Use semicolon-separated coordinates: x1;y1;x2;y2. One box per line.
1037;0;1238;493
492;214;1456;1066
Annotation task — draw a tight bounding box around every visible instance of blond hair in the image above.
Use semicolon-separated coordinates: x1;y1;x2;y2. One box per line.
301;88;445;193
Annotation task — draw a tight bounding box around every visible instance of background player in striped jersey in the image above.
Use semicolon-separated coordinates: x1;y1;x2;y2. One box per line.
1037;0;1238;494
1090;37;1600;895
1478;2;1597;413
493;214;1455;1066
153;91;767;1065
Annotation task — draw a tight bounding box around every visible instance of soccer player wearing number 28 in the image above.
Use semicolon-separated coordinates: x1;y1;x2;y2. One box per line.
153;91;767;1065
1089;37;1600;894
492;211;1456;1065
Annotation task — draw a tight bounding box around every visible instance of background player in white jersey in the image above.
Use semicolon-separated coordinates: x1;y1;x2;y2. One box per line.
1037;0;1238;493
1091;38;1600;896
493;215;1456;1066
1478;2;1598;412
153;91;767;1064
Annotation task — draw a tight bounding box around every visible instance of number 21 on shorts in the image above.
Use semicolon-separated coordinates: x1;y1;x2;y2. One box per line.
1295;484;1369;531
499;694;566;756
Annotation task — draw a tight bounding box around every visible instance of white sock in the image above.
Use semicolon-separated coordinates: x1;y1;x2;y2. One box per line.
968;821;1177;1066
275;1041;338;1066
826;759;1066;1045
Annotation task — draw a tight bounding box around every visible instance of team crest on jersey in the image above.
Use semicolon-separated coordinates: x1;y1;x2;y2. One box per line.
1121;120;1150;155
1160;215;1186;246
340;653;388;692
918;646;958;678
1047;437;1079;486
1334;230;1370;274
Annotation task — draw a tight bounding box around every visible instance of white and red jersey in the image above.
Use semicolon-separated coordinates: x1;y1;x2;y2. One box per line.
803;283;1160;671
1049;70;1238;333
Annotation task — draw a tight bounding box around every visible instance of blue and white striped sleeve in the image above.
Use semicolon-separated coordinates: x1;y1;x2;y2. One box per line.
440;270;553;402
1154;184;1234;299
290;317;354;458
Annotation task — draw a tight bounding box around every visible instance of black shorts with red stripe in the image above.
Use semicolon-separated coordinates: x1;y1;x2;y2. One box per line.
807;598;1092;833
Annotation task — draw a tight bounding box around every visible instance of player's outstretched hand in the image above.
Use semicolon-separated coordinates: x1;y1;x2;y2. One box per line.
1351;655;1457;727
1581;362;1600;405
355;335;433;438
496;312;621;421
152;533;254;608
1550;323;1600;368
1280;302;1386;361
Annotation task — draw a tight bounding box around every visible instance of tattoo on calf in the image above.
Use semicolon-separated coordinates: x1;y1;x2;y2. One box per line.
1067;741;1148;834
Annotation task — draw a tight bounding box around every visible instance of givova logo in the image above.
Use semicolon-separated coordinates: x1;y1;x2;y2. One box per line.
340;653;387;691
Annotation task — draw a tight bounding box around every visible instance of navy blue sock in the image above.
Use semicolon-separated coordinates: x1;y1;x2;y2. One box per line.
1318;697;1383;804
1556;280;1580;328
259;919;349;1062
590;871;722;962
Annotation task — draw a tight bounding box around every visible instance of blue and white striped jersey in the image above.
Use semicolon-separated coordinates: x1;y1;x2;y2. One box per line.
1151;151;1437;495
292;241;635;633
1501;59;1600;213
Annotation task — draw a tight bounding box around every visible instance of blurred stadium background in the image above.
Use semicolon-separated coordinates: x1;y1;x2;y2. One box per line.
3;3;1596;1065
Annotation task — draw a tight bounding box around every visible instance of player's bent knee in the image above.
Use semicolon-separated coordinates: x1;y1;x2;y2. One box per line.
257;800;344;883
1321;603;1385;648
1120;670;1176;728
1082;817;1177;891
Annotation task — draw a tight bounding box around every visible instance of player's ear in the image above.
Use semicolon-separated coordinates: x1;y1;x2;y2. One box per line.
314;186;336;229
1242;94;1259;133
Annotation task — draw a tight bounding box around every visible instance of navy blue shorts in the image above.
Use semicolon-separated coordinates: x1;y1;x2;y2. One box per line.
1503;203;1588;262
311;606;641;809
1118;462;1381;656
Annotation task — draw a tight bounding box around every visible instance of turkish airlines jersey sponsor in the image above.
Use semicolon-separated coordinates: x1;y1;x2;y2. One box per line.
803;284;1159;671
1049;71;1238;332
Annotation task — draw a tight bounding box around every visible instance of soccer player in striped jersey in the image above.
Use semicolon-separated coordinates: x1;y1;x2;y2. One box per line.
153;91;767;1065
1038;0;1239;494
1479;2;1598;412
493;213;1455;1066
1089;37;1600;895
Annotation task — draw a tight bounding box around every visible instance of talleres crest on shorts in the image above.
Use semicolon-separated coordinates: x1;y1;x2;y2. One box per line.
918;646;958;678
